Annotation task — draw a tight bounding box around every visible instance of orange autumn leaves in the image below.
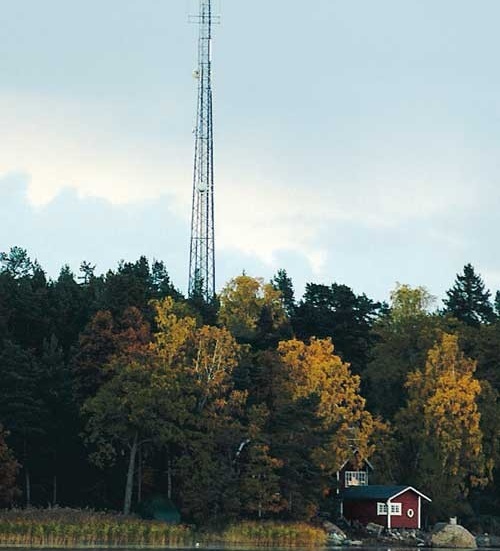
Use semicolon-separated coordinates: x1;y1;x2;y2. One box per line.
276;338;378;474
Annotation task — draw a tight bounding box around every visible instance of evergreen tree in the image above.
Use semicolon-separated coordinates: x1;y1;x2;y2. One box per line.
239;404;285;519
293;283;381;374
48;266;89;356
495;290;500;318
0;246;34;278
0;424;19;505
0;341;48;505
444;264;495;326
272;269;296;317
363;284;440;419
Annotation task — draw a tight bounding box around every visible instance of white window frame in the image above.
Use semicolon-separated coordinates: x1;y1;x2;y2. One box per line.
390;502;402;516
344;470;368;487
377;502;388;515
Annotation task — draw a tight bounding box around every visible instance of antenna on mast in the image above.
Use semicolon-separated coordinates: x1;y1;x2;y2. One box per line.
188;0;219;301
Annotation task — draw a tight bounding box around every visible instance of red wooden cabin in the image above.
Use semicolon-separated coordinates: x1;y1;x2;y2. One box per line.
342;485;431;529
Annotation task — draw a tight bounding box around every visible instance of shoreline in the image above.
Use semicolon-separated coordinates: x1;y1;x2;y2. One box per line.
0;511;327;549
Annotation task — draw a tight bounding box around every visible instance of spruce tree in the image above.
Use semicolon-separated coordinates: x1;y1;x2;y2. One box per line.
272;269;296;317
444;264;495;326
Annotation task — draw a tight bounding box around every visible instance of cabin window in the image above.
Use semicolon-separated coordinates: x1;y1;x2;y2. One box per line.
345;471;368;487
390;502;402;515
377;502;388;515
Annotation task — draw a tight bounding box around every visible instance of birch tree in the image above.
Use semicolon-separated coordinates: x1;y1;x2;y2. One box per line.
396;333;487;514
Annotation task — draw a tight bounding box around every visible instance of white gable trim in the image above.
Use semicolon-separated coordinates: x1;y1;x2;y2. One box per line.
338;455;374;472
389;486;431;502
418;496;421;529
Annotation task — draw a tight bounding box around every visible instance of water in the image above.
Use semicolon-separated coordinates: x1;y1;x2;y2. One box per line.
1;547;490;551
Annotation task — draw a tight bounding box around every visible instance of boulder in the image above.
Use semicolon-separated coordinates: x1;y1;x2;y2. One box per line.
323;521;347;539
476;534;500;548
323;521;347;544
328;532;345;545
431;523;477;549
365;522;384;536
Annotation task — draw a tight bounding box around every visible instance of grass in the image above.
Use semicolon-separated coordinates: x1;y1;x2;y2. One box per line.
212;521;327;547
0;508;327;548
0;508;194;547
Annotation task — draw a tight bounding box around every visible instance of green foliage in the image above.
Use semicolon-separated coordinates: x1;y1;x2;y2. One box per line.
395;333;487;517
444;264;495;326
82;342;184;513
239;405;285;518
272;269;296;317
390;282;436;323
363;283;441;419
219;274;291;346
0;424;19;505
293;282;381;375
0;246;35;278
3;246;500;524
277;338;378;476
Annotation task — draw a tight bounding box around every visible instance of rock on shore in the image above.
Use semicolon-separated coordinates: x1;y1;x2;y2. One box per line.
431;523;477;549
323;521;348;544
477;534;500;547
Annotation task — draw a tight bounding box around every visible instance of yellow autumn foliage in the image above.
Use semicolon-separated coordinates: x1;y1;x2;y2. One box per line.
277;337;376;474
218;275;287;341
400;332;487;494
151;297;243;414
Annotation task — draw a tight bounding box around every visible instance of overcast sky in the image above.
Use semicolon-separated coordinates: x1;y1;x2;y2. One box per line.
2;0;500;302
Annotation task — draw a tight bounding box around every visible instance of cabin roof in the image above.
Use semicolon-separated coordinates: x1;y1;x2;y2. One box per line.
342;485;431;502
338;451;374;471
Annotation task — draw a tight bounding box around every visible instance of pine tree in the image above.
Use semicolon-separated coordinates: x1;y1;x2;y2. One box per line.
444;264;495;326
272;269;296;317
293;283;381;375
495;291;500;317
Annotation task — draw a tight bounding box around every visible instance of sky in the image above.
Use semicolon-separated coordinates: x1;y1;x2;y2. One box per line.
2;0;500;303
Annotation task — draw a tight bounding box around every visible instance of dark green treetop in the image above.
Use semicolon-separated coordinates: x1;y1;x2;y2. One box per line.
444;264;495;326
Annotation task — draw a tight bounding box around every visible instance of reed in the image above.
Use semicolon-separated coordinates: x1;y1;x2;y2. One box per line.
0;508;194;547
0;509;326;548
215;521;327;547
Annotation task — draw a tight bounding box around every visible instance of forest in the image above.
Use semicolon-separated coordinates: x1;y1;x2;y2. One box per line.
1;245;500;528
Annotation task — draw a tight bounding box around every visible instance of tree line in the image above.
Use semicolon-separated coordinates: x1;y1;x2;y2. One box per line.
1;246;500;525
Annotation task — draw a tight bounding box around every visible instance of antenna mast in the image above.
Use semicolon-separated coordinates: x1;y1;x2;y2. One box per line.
188;0;219;300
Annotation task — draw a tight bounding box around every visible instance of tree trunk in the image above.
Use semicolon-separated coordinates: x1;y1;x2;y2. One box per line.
123;432;139;515
137;445;142;504
25;470;31;507
167;457;172;500
53;474;57;505
23;436;31;508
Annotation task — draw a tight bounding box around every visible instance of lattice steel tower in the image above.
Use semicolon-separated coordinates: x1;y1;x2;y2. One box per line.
188;0;218;300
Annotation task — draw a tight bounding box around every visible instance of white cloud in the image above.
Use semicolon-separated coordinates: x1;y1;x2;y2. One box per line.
0;92;190;207
0;91;482;278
